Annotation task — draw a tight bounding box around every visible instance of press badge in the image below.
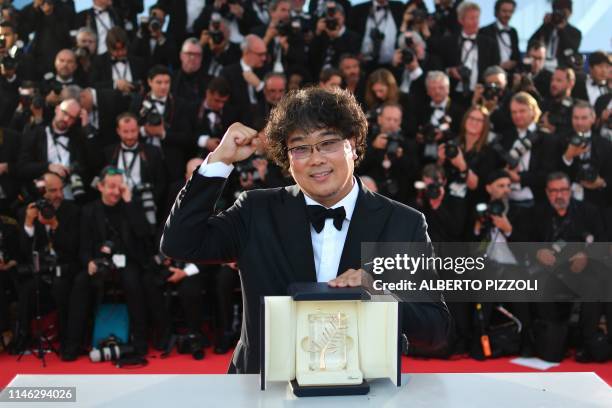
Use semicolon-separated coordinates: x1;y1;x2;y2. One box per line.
448;182;467;198
112;254;127;268
571;182;584;201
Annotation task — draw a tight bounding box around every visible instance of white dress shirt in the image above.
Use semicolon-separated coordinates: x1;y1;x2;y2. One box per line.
112;60;133;84
93;6;114;55
186;0;206;33
495;21;512;64
361;3;397;64
197;157;359;282
118;142;142;190
46;126;74;199
585;75;609;106
240;59;263;104
457;32;478;92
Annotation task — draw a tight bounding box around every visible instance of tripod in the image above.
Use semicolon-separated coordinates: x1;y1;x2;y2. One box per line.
16;251;58;367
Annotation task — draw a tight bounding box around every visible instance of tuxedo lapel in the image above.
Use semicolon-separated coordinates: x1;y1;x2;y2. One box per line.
274;184;317;282
337;182;391;276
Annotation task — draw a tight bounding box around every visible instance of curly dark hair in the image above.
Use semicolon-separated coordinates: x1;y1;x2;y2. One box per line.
265;87;367;172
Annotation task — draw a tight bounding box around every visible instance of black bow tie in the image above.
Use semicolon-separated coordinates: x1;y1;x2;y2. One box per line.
462;36;476;43
122;146;138;153
151;99;165;106
95;9;107;15
112;57;127;64
499;28;511;35
307;205;346;233
376;4;388;12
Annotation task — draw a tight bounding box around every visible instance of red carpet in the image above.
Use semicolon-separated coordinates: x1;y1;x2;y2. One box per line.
1;348;611;388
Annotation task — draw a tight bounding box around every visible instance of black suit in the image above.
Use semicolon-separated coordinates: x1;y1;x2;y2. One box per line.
480;23;520;69
220;63;266;128
201;43;242;78
529;23;581;63
129;34;179;70
572;75;610;106
75;7;123;52
348;1;404;39
90;53;147;91
309;28;361;78
161;173;452;373
16;126;91;185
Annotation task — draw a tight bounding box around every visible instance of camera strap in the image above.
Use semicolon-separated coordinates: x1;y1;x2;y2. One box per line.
48;127;70;166
112;61;129;81
120;149;139;186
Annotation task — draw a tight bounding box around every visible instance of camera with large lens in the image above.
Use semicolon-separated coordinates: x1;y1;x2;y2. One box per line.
90;336;135;362
93;240;116;278
176;333;204;360
551;8;566;25
420;115;452;144
445;138;460;159
569;131;588;147
34;198;56;220
370;27;385;42
153;252;186;286
414;180;443;200
401;48;415;65
235;156;262;183
547;97;573;130
386;131;404;158
491;132;540;169
457;65;472;92
210;13;225;44
69;163;86;199
483;82;503;101
276;19;293;37
576;162;598;183
133;183;156;226
324;3;338;30
476;199;505;228
140;100;163;127
411;9;428;25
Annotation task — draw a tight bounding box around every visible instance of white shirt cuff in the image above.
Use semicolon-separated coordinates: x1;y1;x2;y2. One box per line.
184;263;199;276
197;154;234;178
255;81;264;92
197;135;210;148
24;224;34;237
562;155;573;167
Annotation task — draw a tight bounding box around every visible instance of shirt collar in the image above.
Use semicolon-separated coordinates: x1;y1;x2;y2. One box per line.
240;59;253;73
121;142;139;150
518;122;537;137
461;31;477;40
303;176;359;221
151;95;168;103
496;21;509;31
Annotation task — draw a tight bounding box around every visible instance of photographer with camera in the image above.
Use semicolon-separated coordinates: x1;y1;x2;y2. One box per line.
529;0;581;72
104;113;166;228
358;103;418;204
73;27;97;79
171;38;208;102
514;41;551;100
131;5;178;70
7;81;45;133
199;14;241;79
399;1;431;42
13;172;80;355
41;49;88;108
17;98;92;201
90;27;146;94
309;1;359;77
391;31;426;105
438;2;498;107
541;66;576;135
530;172;605;362
194;0;259;45
62;166;171;359
560;101;612;209
75;0;124;56
472;66;513;133
573;51;610;107
480;0;519;73
19;0;73;76
415;71;463;158
350;0;403;71
496;92;562;207
130;65;196;181
250;0;305;75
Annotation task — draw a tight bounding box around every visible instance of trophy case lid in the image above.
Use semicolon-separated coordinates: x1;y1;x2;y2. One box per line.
287;282;371;301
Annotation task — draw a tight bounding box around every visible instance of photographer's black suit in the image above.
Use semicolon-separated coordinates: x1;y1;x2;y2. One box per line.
479;23;520;68
90;53;147;91
309;28;361;78
161;172;451;374
220;63;266;128
348;1;404;40
529;23;581;62
14;201;80;348
65;199;169;356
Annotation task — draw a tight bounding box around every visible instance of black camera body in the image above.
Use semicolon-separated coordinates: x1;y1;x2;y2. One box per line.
569;132;589;147
476;200;506;227
140;100;164;127
491;131;540;169
370;28;385;42
235;156;263;183
551;9;566;25
576;162;598;183
415;180;443;200
421;115;452;144
386;131;404;158
457;66;472;92
401;48;415;65
445;139;460;159
35;199;55;220
93;240;117;278
483;82;503;101
176;333;204;360
548;97;573;130
153;252;186;286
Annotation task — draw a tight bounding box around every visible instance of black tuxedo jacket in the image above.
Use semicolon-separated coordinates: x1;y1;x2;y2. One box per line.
529;23;581;61
309;28;361;78
529;199;604;243
104;142;167;202
348;1;404;39
18;201;80;275
161;173;451;373
201;43;242;78
130;34;179;70
90;53;147;91
479;23;520;67
16;126;90;184
499;128;562;203
220;63;266;128
437;33;500;87
75;7;122;36
80;199;153;268
309;0;352;19
572;75;610;105
416;98;465;135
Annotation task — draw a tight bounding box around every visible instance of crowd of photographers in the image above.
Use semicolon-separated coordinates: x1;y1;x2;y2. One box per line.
0;0;610;364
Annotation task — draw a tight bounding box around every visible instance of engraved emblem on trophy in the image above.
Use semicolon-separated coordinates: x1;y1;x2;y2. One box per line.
304;310;350;371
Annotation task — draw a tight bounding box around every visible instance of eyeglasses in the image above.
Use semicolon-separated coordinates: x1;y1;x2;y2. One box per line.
287;138;346;160
250;50;267;57
466;115;485;123
182;51;202;58
546;187;571;194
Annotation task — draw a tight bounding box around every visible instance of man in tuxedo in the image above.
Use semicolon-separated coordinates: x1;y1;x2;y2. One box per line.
572;52;610;107
158;0;206;46
256;72;286;126
309;1;360;79
104;112;166;210
472;66;513;134
523;41;551;100
75;0;123;55
350;0;404;70
437;2;499;107
79;86;124;149
161;87;451;373
130;5;178;69
41;50;88;108
130;66;196;181
501;92;562;207
338;53;366;106
171;38;207;101
220;34;269;128
14;172;80;356
542;66;576;136
90;27;146;93
529;0;581;71
480;0;520;73
560;101;612;209
16;98;91;200
194;77;238;157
